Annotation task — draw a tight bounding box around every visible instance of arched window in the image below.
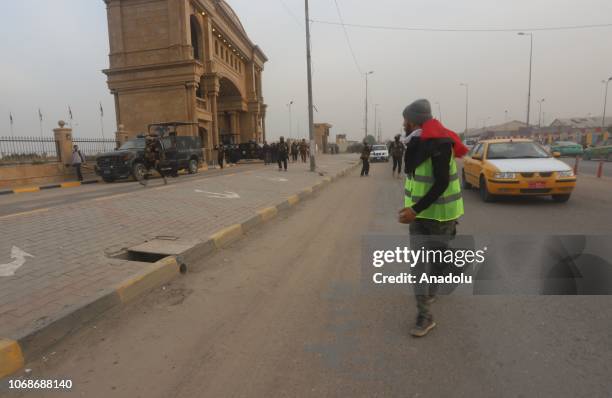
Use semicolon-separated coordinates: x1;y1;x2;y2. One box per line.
190;15;202;62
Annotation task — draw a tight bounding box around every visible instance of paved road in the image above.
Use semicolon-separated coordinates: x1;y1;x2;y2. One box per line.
9;163;612;398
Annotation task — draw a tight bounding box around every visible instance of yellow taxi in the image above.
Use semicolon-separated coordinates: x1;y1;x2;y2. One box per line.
461;138;577;202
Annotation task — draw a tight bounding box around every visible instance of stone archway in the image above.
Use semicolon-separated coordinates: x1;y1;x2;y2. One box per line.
217;76;247;144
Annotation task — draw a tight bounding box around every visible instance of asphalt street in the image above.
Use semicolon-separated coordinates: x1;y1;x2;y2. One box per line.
8;162;612;398
0;163;263;218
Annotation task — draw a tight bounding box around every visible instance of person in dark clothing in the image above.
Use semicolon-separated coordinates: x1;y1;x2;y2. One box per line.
140;133;168;186
389;135;405;178
299;139;308;163
271;143;278;164
263;141;271;165
360;140;371;177
217;143;225;169
291;141;299;162
277;137;289;171
398;99;468;337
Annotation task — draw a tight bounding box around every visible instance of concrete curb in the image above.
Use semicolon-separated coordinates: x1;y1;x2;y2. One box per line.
0;180;99;196
0;160;360;378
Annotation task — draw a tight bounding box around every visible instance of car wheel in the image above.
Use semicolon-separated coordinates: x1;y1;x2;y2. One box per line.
479;175;494;202
188;158;199;174
102;177;115;183
552;194;571;203
462;169;472;189
132;163;146;181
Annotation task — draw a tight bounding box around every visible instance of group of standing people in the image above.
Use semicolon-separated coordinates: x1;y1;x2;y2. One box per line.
262;138;311;172
359;134;406;178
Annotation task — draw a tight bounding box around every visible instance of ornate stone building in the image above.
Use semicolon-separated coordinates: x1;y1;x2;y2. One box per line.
102;0;267;159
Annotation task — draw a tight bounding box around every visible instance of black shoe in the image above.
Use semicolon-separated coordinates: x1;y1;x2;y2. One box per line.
410;316;436;337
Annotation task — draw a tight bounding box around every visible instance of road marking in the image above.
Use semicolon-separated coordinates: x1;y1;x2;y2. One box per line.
256;176;288;182
0;246;34;277
194;190;240;199
93;193;134;202
0;208;50;220
13;187;40;194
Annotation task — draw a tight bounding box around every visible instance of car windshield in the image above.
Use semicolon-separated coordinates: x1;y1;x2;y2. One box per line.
119;139;145;150
372;145;387;151
487;142;550;159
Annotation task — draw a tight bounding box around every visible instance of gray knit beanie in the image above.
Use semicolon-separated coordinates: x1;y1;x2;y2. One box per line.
403;99;433;125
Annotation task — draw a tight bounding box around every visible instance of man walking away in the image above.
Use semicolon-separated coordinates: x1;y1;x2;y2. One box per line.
360;140;371;177
71;145;85;181
277;137;289;172
398;99;468;337
390;134;405;178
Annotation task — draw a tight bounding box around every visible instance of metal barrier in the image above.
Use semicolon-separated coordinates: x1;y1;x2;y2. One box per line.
0;136;59;164
72;137;118;158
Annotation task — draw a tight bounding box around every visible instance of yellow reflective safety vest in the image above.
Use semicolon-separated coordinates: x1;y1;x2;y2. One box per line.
404;154;464;222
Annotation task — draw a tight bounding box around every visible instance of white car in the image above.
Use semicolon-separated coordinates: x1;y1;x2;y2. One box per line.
370;145;389;162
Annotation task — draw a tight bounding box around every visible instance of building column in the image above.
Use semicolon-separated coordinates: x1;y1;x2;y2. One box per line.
53;121;73;167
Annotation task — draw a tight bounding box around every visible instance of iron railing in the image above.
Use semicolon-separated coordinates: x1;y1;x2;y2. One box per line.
0;136;59;164
71;137;118;158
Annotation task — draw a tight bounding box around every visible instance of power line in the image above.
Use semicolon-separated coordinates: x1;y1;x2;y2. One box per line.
310;19;612;32
332;0;362;75
278;0;303;28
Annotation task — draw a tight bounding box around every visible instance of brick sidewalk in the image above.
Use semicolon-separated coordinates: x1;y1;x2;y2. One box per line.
0;155;358;345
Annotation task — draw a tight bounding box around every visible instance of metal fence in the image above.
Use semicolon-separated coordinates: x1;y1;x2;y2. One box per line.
0;136;59;164
72;137;118;158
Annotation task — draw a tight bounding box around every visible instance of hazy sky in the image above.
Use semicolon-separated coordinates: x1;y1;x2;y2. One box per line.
1;0;612;142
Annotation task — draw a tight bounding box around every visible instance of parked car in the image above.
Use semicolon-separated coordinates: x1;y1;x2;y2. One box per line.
238;141;264;161
95;122;202;183
583;139;612;161
462;139;576;203
370;144;390;162
549;141;583;157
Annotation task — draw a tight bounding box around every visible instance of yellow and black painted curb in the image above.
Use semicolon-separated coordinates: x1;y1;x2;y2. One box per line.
0;180;99;196
0;160;360;379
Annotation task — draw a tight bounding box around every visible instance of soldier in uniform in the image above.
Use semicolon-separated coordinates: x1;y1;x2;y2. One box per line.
140;133;167;186
299;139;308;163
389;134;406;178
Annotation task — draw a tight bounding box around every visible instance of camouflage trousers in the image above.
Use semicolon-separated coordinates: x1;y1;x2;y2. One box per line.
409;218;458;320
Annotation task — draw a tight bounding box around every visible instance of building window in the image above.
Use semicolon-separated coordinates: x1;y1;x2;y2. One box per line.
215;41;219;56
190;15;202;61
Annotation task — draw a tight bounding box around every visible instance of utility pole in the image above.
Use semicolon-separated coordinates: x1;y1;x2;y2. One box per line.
602;77;612;130
518;32;534;126
304;0;315;171
364;71;374;139
460;83;469;135
537;98;545;128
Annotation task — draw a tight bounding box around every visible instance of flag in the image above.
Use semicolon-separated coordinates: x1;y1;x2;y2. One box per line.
38;108;43;122
9;112;13;125
68;106;73;120
99;102;104;118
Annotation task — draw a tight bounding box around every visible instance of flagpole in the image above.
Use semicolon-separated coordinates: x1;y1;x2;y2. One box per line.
38;109;44;139
99;102;105;140
9;113;14;137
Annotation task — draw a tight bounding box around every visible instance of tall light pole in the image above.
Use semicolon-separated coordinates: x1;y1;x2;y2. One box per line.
518;32;534;127
537;98;545;128
374;104;379;143
602;77;612;130
287;100;294;138
304;0;315;171
460;83;469;135
364;71;374;139
435;102;442;122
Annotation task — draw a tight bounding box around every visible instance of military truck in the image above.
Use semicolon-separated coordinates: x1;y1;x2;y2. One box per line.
95;122;203;183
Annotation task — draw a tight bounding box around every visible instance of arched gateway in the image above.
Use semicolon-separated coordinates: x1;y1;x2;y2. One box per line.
103;0;267;162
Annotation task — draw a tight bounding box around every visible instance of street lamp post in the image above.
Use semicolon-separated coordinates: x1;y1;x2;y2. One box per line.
602;77;612;130
460;83;469;135
304;0;315;171
518;32;534;127
435;102;442;122
537;98;545;128
287;100;294;138
364;71;374;139
374;104;379;143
